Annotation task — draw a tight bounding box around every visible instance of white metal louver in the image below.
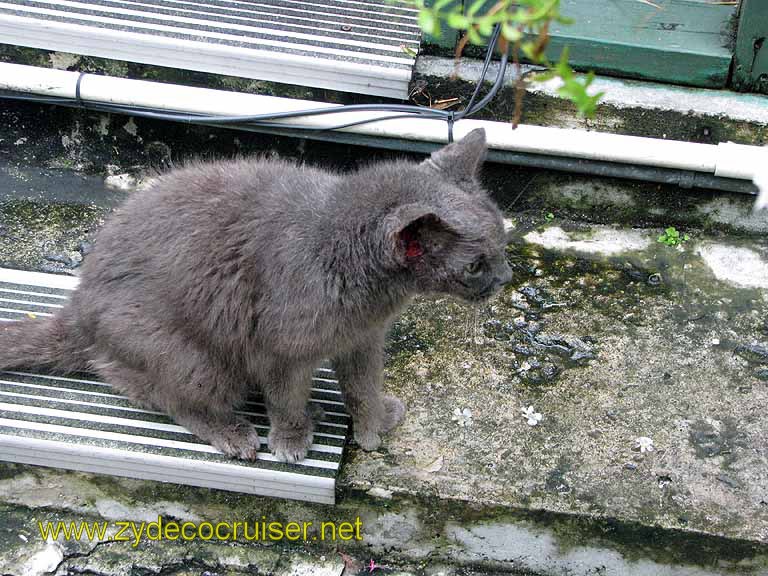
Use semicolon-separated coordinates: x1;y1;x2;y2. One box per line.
0;0;421;99
0;267;347;504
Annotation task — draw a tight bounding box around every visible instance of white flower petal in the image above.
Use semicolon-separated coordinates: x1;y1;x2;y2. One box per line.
635;436;654;453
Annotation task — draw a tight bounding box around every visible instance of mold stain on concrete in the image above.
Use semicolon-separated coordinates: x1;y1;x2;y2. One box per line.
0;200;104;272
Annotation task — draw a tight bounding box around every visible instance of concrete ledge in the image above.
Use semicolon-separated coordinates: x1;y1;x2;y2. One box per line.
413;56;768;146
0;464;765;575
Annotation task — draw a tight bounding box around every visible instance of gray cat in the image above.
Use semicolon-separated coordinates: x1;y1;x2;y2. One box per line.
0;128;511;463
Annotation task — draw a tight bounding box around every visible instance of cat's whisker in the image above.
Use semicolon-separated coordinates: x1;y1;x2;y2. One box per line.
502;173;538;212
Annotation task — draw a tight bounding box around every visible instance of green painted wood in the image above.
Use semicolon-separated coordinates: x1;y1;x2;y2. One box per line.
733;0;768;94
545;0;737;88
423;0;737;88
423;0;460;50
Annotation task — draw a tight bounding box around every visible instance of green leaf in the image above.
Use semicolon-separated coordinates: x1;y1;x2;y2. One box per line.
554;48;573;78
579;91;604;118
477;19;494;36
520;41;539;62
549;54;604;118
501;22;523;42
531;69;557;82
527;0;560;22
418;9;439;36
446;12;470;29
467;26;484;44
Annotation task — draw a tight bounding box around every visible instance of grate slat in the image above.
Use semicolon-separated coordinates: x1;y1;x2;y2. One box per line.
0;0;420;97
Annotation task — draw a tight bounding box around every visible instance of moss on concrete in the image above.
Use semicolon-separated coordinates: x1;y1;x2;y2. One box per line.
483;167;768;237
0;200;104;271
0;465;765;575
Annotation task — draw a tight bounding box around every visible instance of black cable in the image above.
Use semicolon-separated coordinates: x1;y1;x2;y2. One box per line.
462;50;508;116
75;71;86;108
457;24;502;119
0;25;507;140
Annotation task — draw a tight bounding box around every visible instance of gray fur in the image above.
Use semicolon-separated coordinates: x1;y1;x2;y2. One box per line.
0;128;512;462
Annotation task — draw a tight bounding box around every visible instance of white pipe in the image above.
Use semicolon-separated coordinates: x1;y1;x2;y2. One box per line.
0;62;761;181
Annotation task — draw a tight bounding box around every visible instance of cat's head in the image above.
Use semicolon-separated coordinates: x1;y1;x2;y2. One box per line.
382;128;513;302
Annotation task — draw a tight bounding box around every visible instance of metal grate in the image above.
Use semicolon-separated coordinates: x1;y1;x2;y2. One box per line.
0;267;347;504
0;0;420;99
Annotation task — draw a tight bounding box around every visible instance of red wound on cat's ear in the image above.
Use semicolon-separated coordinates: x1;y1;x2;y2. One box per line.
400;229;424;260
405;239;423;259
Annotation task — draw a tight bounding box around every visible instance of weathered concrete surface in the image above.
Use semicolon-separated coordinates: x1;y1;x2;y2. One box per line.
2;101;768;575
414;56;768;145
490;171;768;236
347;217;768;551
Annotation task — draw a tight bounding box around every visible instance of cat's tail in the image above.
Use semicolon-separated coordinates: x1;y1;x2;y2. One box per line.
0;313;87;373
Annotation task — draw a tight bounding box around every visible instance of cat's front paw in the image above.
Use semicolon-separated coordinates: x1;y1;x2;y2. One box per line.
209;420;262;461
354;428;382;451
353;396;405;450
268;426;314;463
380;395;405;432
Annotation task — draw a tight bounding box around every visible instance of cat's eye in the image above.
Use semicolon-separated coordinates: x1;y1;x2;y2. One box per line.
464;258;484;277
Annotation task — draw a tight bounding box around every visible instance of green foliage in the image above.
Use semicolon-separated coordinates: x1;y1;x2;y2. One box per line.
545;48;604;118
544;211;555;222
657;227;689;247
405;0;603;118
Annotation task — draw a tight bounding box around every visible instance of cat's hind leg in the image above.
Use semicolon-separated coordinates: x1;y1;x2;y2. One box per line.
92;352;262;460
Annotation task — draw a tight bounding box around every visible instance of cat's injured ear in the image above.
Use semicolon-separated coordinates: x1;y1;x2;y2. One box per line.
385;204;457;264
424;128;487;185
